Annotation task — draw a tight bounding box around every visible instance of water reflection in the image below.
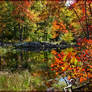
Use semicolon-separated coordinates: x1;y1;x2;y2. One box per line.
1;49;50;69
0;48;58;90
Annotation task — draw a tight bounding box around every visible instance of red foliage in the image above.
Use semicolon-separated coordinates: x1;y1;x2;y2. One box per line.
50;0;92;84
51;43;92;82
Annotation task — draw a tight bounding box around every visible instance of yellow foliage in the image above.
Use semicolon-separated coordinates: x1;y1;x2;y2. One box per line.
62;32;74;43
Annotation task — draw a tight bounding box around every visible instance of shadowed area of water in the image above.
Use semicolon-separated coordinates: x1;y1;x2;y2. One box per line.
0;47;64;91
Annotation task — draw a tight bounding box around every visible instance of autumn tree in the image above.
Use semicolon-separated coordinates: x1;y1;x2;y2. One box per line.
50;0;92;89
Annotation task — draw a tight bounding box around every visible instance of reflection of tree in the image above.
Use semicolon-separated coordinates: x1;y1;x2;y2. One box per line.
44;51;48;71
19;50;23;69
0;56;1;70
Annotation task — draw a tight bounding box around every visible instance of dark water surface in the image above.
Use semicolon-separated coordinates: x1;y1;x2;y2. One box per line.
0;48;54;72
0;48;61;91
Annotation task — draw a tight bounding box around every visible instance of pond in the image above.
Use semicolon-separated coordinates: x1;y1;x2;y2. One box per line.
0;47;67;91
0;45;91;91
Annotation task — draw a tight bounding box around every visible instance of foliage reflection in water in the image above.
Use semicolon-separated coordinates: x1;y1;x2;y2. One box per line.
0;48;66;91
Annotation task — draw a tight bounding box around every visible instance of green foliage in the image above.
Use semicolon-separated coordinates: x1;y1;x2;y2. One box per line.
61;32;74;43
0;47;7;56
0;0;92;91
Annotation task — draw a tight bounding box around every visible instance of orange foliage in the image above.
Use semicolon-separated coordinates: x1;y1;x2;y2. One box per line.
49;0;92;84
80;77;87;83
88;73;92;78
11;0;34;23
52;20;68;33
51;50;57;55
52;20;68;38
68;75;71;80
51;49;92;83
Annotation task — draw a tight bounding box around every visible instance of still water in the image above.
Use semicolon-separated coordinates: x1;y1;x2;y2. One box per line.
0;48;66;91
0;48;54;73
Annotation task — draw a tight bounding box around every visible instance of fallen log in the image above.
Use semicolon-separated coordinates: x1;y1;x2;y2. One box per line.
14;41;73;50
0;41;79;51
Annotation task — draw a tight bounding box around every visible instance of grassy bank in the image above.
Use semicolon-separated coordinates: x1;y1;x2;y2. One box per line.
0;70;46;91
